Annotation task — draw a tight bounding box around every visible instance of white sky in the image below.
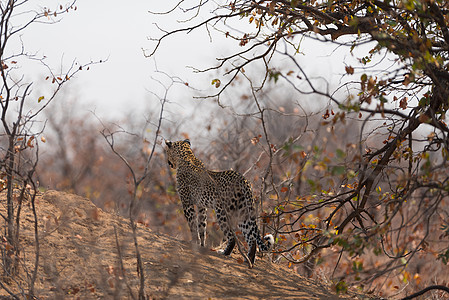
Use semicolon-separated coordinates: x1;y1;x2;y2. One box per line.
22;0;190;118
15;0;376;123
9;0;436;166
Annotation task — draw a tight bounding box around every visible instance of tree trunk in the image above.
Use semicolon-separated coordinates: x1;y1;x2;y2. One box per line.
4;137;16;275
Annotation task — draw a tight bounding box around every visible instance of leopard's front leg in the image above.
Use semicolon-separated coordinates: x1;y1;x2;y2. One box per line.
182;201;199;243
197;205;207;247
178;188;200;243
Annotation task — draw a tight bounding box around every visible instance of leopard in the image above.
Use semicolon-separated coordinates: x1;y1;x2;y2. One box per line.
165;139;274;264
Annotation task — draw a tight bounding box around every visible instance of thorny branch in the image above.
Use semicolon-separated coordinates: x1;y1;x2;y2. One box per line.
149;0;449;295
0;0;101;298
100;75;169;299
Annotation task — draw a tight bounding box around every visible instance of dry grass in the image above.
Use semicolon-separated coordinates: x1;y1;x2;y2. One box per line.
0;190;379;299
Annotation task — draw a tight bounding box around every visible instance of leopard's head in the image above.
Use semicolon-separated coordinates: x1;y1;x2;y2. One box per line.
165;139;192;169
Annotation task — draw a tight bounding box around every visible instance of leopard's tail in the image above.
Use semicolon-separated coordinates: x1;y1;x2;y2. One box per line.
256;233;274;252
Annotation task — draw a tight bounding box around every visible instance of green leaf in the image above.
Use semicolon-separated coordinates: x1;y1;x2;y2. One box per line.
335;280;348;294
361;73;367;82
211;79;221;88
336;148;345;159
331;166;345;175
438;249;449;265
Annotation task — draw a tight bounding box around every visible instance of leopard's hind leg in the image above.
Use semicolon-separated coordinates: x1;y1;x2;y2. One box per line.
239;217;258;264
215;206;236;255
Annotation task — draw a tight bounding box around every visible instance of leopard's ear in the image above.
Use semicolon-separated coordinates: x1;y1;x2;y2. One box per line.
183;139;191;146
165;140;172;148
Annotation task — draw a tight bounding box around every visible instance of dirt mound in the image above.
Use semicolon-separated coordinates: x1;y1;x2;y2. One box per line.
1;190;375;299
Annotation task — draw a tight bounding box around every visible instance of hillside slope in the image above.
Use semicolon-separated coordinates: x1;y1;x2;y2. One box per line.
0;190;376;299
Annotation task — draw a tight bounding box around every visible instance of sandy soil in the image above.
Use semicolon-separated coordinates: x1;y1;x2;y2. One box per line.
0;190;378;299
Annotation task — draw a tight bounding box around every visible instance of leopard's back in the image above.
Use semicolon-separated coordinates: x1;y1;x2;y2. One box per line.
165;139;273;264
